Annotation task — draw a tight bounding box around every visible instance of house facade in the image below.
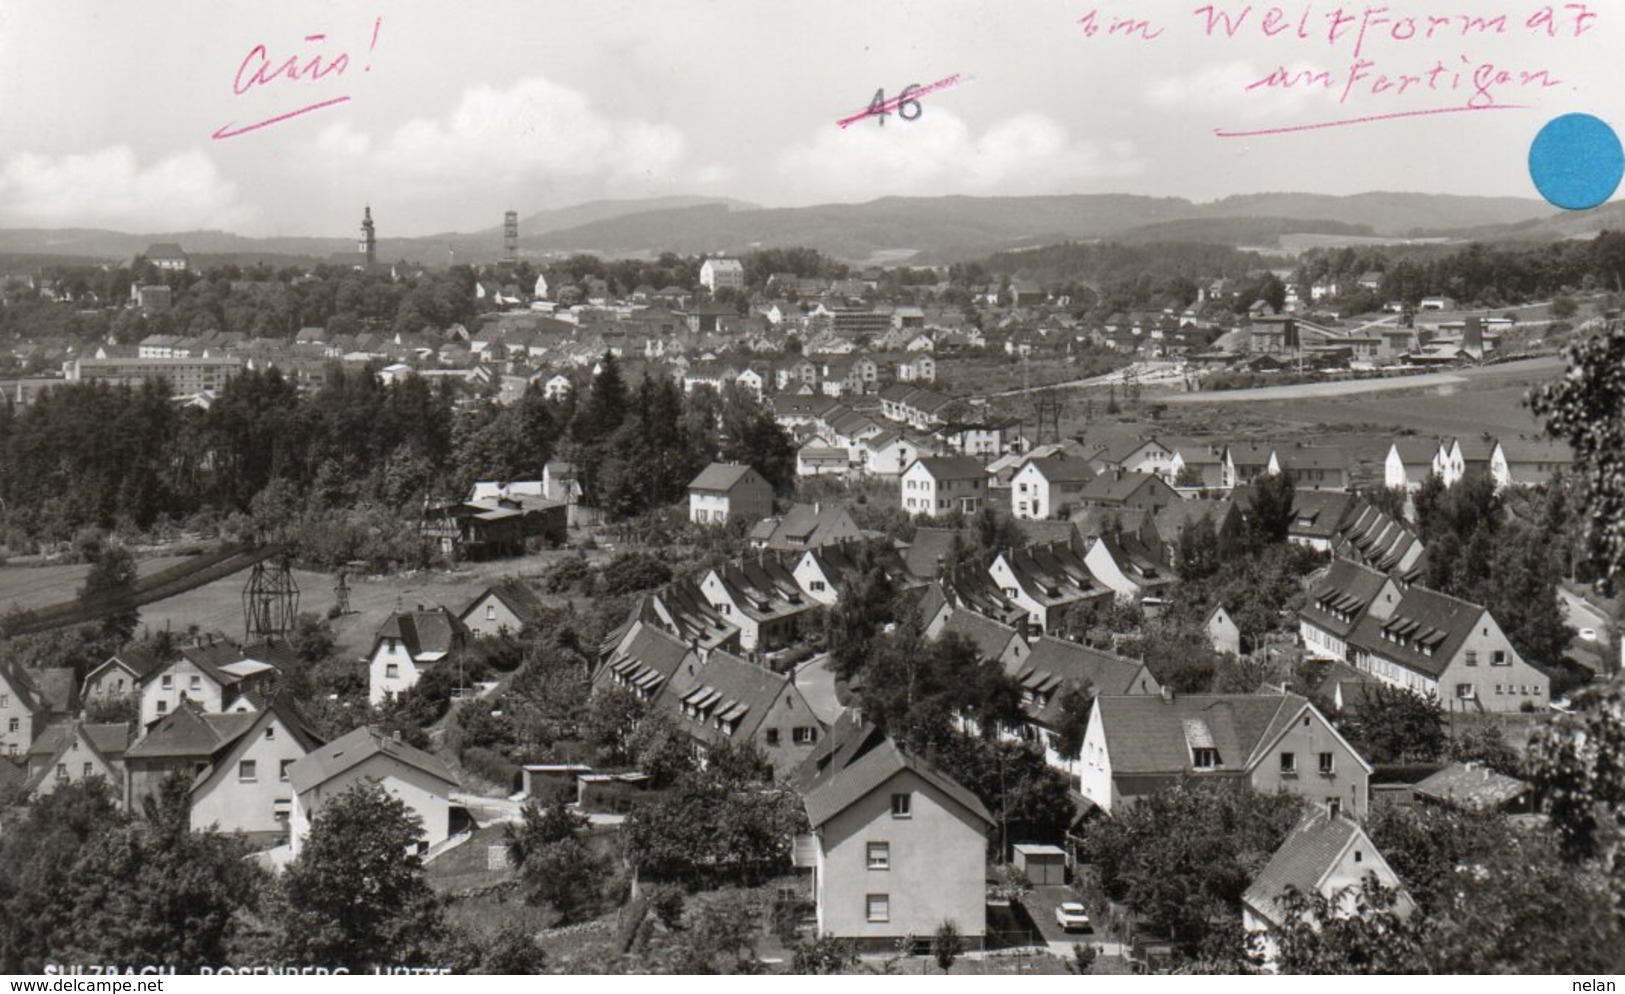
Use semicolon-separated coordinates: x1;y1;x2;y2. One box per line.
1080;693;1371;818
688;462;775;526
288;726;459;858
802;738;992;946
367;607;471;706
900;456;987;517
1011;456;1094;521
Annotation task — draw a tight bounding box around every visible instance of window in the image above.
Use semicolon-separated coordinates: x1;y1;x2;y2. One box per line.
866;894;890;922
0;694;7;707
238;760;257;782
1279;752;1296;774
56;763;67;780
1328;799;1342;818
1318;752;1335;775
1456;683;1474;699
1192;747;1219;769
793;727;817;745
6;718;15;733
82;762;93;778
264;727;275;740
1465;651;1478;666
1354;849;1363;863
385;663;400;679
890;793;912;818
156;700;168;715
1492;650;1508;666
811;580;826;592
764;728;780;746
280;759;295;782
161;675;173;690
190;675;202;692
867;842;891;870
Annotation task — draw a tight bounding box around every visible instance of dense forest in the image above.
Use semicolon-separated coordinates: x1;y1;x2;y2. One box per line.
0;354;794;557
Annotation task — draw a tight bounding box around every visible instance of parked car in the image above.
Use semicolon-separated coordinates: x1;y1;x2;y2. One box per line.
1055;901;1092;932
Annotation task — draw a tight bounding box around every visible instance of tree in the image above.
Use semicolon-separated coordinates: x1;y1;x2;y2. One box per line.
791;934;859;974
1344;685;1445;763
473;922;548;974
76;531;138;641
1244;471;1296;548
625;761;804;885
1268;878;1427;974
673;890;763;974
1052;682;1097;761
52;774;264;972
513;835;606;924
1524;676;1625;866
274;781;446;970
1551;295;1579;320
1531;324;1625;587
932;920;967;973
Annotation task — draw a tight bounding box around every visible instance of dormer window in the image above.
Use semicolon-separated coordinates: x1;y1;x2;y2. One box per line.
1192;747;1219;769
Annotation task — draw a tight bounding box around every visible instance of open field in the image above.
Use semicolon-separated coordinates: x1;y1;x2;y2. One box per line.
0;556;192;616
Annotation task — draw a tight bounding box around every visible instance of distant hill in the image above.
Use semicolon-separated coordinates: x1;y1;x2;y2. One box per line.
0;191;1585;267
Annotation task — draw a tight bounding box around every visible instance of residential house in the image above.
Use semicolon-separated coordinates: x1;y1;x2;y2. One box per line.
1223;442;1277;489
459;579;547;639
897;354;936;384
422;490;567;560
1435;436;1496;487
698;557;814;652
1271;445;1351;492
900;456;987;517
138;638;283;728
288;726;460;858
927;605;1029;671
1011;456;1095;521
1167;442;1227;491
989;542;1111;633
689;462;775;526
1079;692;1371;817
1299;559;1401;663
1205;605;1242;656
1489;437;1574;489
367;607;471;706
800;733;992;945
658;648;825;777
1083;533;1175;611
595;620;697;702
1242;812;1411;971
1384;438;1440;492
748;502;863;552
0;663;47;758
797;443;850;477
1346;584;1549;713
1007;637;1159;777
699;258;745;292
541;459;583;505
859;430;928;478
1093;437;1176;477
1078;469;1179;515
25;721;131;799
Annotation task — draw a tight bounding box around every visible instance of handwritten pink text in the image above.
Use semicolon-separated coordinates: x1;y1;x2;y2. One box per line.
214;17;381;141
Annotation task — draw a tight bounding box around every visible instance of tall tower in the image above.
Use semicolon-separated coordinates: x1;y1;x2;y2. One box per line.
359;205;377;266
503;210;519;262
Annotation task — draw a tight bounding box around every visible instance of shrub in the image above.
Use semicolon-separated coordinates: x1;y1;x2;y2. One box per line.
461;746;521;793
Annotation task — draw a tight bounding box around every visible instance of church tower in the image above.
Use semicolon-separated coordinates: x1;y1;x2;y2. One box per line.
358;206;377;266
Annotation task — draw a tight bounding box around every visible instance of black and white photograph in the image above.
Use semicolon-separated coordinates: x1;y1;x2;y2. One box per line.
0;0;1621;979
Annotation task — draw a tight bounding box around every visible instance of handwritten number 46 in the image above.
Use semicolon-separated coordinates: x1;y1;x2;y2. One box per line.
868;84;923;125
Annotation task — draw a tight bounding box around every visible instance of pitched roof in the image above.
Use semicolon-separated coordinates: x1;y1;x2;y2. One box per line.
463;579;547;627
802;736;992;828
1242;812;1369;925
601;622;693;697
1080;470;1173;504
1014;637;1151;702
662;649;802;745
1347;584;1487;679
909;456;986;480
124;705;261;760
1302;558;1393;640
1093;693;1322;775
375;607;468;660
1023;455;1095;485
287;725;457;794
1413;761;1530;811
689;462;764;492
901;527;972;579
940;609;1023;662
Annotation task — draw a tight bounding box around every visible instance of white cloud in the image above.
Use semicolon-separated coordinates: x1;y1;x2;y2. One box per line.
0;146;249;230
1145;61;1321;119
775;109;1142;202
321;76;687;191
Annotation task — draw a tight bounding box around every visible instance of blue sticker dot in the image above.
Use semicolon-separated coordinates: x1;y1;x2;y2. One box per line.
1529;113;1624;211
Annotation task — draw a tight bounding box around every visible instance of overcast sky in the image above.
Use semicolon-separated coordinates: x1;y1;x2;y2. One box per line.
0;0;1618;236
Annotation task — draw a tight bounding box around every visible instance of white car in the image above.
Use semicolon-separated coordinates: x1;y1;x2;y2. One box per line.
1055;901;1092;932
